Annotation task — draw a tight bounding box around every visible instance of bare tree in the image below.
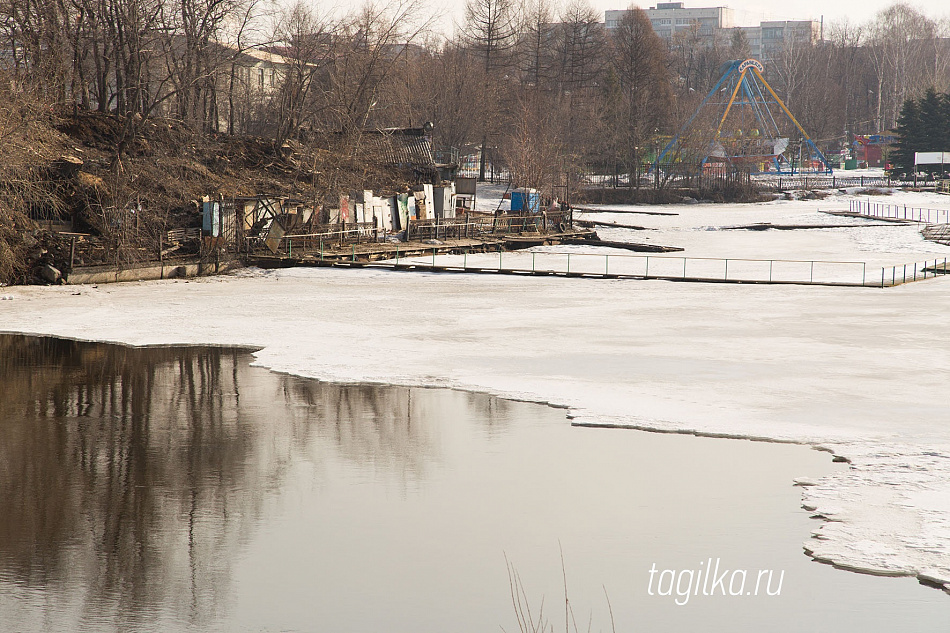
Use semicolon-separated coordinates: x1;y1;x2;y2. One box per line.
318;0;434;156
159;0;254;131
501;89;565;193
867;3;936;131
608;6;673;182
827;19;866;137
462;0;518;74
729;28;750;60
411;41;496;153
462;0;518;179
266;3;334;144
554;0;604;94
551;0;605;173
518;0;554;89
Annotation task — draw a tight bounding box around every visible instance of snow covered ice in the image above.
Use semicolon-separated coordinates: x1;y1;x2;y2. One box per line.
2;188;950;592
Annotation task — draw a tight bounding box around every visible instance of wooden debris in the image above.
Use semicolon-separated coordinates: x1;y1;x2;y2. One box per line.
572;206;678;216
574;219;650;230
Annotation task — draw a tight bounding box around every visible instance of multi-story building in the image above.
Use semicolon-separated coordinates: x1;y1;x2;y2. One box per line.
758;20;822;59
605;3;822;61
606;2;734;39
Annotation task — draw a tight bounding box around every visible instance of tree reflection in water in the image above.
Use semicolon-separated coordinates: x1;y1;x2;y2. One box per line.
0;335;511;631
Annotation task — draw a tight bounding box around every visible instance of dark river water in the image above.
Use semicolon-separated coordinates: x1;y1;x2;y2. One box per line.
0;334;945;632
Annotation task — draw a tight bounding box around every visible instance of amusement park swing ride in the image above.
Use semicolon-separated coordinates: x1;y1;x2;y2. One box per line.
655;58;833;175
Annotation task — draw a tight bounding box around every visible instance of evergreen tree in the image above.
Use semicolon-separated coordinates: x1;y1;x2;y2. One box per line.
918;88;948;152
941;92;950;152
892;89;950;178
891;97;923;179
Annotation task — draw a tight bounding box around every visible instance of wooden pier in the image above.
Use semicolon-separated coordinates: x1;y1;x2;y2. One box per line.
246;231;595;268
246;225;948;289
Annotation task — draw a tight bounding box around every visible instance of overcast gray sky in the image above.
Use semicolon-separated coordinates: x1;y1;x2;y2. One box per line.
429;0;949;37
642;0;948;23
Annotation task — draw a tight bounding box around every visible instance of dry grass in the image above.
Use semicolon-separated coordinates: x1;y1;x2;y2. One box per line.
0;81;415;284
855;187;893;196
0;75;69;284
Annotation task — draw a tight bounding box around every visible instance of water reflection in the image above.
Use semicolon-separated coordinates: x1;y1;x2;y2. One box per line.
0;337;253;629
0;335;512;631
4;335;941;633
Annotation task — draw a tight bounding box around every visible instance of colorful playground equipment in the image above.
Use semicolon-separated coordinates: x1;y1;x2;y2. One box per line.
656;59;833;175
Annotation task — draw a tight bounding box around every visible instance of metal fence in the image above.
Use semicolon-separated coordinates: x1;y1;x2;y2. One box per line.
848;200;950;224
246;211;574;256
406;213;572;240
923;224;950;245
247;223;378;256
753;174;899;191
881;258;950;286
455;164;512;182
385;249;890;286
577;166;913;193
381;250;950;288
407;218;492;240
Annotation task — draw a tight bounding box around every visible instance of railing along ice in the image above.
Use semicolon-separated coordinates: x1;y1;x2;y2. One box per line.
389;250;877;285
849;200;950;224
878;257;950;287
383;249;950;288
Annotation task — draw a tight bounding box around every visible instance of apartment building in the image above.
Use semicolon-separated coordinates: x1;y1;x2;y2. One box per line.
606;3;822;61
606;3;734;39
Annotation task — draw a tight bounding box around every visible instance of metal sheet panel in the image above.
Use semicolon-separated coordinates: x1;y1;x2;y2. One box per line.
264;221;284;254
340;194;350;222
454;176;477;195
388;197;400;231
397;194;410;229
915;152;950;165
441;187;455;219
377;201;392;231
202;201;220;237
431;184;443;219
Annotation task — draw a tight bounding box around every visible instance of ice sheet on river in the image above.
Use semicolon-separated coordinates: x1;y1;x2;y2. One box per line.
2;192;950;591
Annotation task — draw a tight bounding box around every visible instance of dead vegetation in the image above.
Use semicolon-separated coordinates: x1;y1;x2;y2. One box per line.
0;79;69;284
0;76;415;285
855;187;893;196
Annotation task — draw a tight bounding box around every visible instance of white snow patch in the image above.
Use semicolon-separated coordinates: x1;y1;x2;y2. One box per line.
2;191;950;591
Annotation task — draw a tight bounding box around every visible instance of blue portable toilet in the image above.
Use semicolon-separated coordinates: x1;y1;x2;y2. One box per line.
510;188;540;213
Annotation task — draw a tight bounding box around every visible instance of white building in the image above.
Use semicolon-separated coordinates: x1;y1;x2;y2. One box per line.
758;20;822;59
605;3;822;61
606;2;735;39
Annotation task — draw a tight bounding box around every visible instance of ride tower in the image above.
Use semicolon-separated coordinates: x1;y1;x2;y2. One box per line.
656;59;832;175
